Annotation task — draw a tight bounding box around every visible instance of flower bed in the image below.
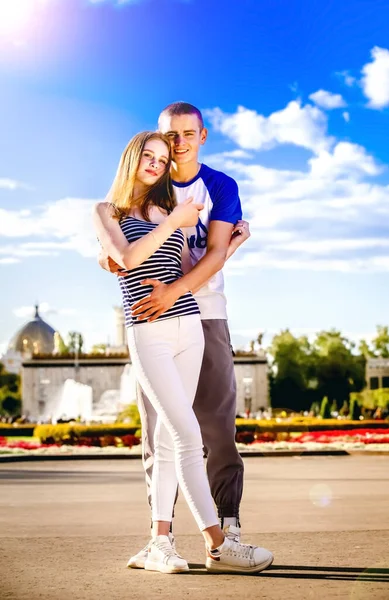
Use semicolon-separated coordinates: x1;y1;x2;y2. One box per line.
235;427;389;453
2;427;389;456
0;433;141;455
292;429;389;444
235;418;389;433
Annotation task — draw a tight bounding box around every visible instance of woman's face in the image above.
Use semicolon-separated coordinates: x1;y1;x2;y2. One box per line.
136;138;169;187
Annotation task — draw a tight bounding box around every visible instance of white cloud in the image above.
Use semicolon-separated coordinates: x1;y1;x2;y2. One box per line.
0;178;32;190
361;46;389;109
309;89;346;109
0;198;100;262
308;142;383;178
267;238;389;255
205;104;389;274
225;251;389;274
13;303;77;319
204;101;332;154
0;257;20;264
342;111;350;123
336;71;357;87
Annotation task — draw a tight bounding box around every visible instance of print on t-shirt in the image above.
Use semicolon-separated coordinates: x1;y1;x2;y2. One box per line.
173;163;242;320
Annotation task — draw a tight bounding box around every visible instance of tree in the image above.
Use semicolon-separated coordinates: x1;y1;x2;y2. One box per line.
0;368;19;393
268;330;317;412
53;332;69;355
1;394;21;416
91;343;107;355
0;363;22;416
371;325;389;358
358;339;375;358
0;362;21;412
312;330;365;406
67;332;84;354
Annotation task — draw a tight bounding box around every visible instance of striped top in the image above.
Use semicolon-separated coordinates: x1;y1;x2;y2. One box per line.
118;216;200;327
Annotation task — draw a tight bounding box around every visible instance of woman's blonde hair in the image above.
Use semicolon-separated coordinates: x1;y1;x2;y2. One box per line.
109;131;175;221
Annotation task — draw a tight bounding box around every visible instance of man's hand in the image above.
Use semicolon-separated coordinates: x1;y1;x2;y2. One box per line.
98;250;127;276
131;280;181;321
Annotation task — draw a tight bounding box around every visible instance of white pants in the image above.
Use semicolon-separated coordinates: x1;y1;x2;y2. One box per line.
127;314;219;531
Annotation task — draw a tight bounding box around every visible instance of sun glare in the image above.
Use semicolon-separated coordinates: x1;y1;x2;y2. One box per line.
0;0;47;40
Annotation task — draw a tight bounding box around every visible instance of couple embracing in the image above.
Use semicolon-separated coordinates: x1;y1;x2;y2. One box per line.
93;101;273;575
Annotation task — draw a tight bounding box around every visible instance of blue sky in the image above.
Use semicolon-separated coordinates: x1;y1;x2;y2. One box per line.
1;0;389;353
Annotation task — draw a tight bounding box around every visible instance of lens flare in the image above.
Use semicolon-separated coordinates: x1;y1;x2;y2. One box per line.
0;0;49;41
309;483;333;508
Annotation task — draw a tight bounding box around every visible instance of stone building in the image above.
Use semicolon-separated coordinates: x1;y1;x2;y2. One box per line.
5;305;269;420
234;352;268;414
22;355;131;420
3;305;58;374
366;358;389;390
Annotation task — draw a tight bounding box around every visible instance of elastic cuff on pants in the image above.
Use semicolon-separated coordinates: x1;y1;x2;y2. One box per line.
217;505;240;520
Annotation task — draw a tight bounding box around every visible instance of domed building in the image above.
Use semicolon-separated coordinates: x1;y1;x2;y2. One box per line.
8;305;57;356
2;306;59;374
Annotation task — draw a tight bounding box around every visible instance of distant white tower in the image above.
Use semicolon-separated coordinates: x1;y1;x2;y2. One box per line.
114;306;126;347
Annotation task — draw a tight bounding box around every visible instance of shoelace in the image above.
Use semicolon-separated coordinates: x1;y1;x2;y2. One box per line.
153;539;179;559
227;541;254;559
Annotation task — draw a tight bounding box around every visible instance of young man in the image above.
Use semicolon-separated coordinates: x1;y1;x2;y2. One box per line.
100;102;272;573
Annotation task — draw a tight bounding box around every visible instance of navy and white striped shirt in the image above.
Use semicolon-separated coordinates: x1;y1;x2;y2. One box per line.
118;216;200;327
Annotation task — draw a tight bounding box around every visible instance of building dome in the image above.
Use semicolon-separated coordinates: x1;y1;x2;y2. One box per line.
8;305;57;355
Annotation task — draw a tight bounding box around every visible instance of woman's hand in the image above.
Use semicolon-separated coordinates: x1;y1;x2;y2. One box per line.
168;197;204;229
231;220;251;244
225;220;251;261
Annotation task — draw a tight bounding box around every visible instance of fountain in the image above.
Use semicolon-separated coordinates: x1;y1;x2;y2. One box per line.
47;379;93;421
119;363;137;407
89;364;137;422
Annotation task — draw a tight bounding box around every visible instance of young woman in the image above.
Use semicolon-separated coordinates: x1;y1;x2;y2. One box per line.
93;131;273;574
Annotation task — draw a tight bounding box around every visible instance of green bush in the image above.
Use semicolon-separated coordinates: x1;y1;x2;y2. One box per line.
34;423;139;444
350;388;389;409
117;403;141;426
320;397;331;419
349;397;362;421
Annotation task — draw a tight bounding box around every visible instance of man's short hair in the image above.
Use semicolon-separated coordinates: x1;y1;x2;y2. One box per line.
158;102;204;130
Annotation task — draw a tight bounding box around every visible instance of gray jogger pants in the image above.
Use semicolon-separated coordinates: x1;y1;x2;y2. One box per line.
137;319;244;520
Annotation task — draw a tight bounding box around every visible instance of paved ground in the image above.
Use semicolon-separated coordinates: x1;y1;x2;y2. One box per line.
0;455;388;600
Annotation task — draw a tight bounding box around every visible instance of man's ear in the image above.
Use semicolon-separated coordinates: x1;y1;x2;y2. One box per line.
200;128;208;145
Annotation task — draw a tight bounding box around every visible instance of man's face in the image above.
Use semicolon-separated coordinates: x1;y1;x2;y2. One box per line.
158;113;207;167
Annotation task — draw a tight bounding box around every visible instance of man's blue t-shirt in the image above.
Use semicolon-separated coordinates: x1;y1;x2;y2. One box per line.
173;163;242;320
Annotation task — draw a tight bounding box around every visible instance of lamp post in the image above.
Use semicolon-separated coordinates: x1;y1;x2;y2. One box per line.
243;376;253;417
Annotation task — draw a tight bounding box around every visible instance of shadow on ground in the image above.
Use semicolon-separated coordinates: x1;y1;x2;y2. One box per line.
186;563;389;583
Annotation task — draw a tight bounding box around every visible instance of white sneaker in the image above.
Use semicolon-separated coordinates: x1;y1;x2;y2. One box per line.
144;535;189;574
127;542;149;569
206;536;273;574
223;524;241;542
127;533;176;569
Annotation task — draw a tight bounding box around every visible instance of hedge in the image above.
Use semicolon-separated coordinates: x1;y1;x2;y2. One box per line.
34;423;139;444
0;424;36;436
3;417;388;441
